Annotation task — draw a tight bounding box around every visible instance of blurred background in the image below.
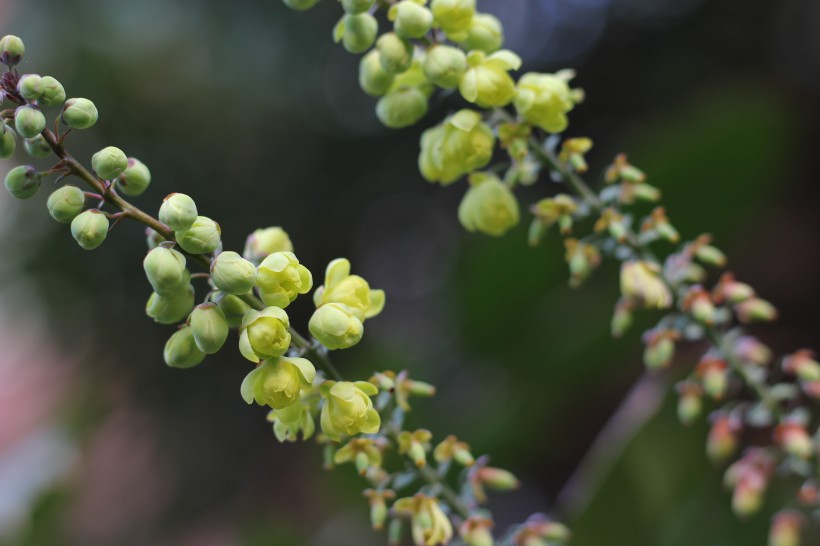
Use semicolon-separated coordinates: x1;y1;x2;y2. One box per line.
1;0;819;544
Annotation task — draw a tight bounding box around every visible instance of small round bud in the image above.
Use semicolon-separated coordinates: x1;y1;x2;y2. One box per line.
14;105;46;138
38;76;66;107
309;303;364;350
91;146;128;180
377;32;413;74
341;0;374;14
164;326;206;369
0;35;25;66
340;13;378;54
175;216;221;254
430;0;476;41
23;134;52;158
159;193;198;231
146;285;195;325
61;98;98;130
376;87;428;129
47;185;85;223
4;165;41;199
418;110;494;185
70;209;109;250
216;292;252;328
282;0;320;10
143;246;188;296
115;157;151;196
243;226;293;263
189;303;230;354
0;124;16;159
391;1;434;39
423;45;467;89
17;74;44;101
459;13;503;53
359;50;395;97
458;174;520;236
211;251;257;295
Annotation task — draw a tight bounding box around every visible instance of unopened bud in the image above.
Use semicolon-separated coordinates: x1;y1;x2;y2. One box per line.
61;98;98;129
38;76;66;107
460;516;494;546
377;32;413;74
17;74;43;101
14;105;46;138
376;87;428;129
189;303;229;354
70;209;109;250
643;330;676;371
459;13;504;53
164;326;206;369
774;421;813;460
391;1;434;40
175;216;221;254
676;382;703;426
696;358;729;400
735;298;778;323
769;510;804;546
146;285;195;325
337;13;379;54
782;350;820;381
159;193;198;231
707;413;738;463
611;299;633;338
0;35;25;66
91;146;128;180
115;157;151;196
143;246;188;296
0;123;15;159
211;251;257;295
24;134;51;158
477;467;520;491
216;292;252;329
46;185;85;223
4;165;41;199
243;226;294;263
342;0;375;14
423;45;467;89
359;50;395;96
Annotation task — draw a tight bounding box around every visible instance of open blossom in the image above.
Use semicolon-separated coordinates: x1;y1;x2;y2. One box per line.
393;494;454;546
320;381;381;441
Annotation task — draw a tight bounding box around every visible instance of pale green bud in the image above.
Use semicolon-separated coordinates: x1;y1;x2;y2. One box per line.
4;165;41;199
460;50;520;108
216;292;252;328
146;285;194;325
175;216;221;254
514;72;579;133
423;45;467;89
359;50;395;97
282;0;320;10
459;13;503;53
38;76;66;107
14;105;46;138
0;124;16;159
46;185;85;223
391;1;434;40
24;135;52;158
115;157;151;196
70;209;109;250
243;226;294;263
342;0;375;13
0;35;24;66
17;74;43;101
419;109;495;184
376;87;428;129
91;146;128;180
256;251;313;308
189;303;229;354
376;32;414;74
240;356;316;409
309;303;364;350
238;306;291;363
335;13;378;54
320;380;380;440
458;174;520;236
430;0;476;41
61;98;98;130
211;250;257;294
143;246;188;296
163;326;206;369
159;193;198;231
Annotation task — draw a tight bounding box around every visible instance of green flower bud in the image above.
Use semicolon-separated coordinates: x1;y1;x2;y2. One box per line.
309;303;364;350
215;292;252;328
0;35;25;66
189;303;230;354
146;285;195;325
14;105;46;138
70;209;109;250
143;246;188;296
211;250;257;294
256;251;313;308
514;72;579;133
46;185;85;223
418;109;495;185
0;124;16;159
163;326;206;369
243;226;294;263
17;74;43;101
146;227;164;250
238;307;291;363
359;50;395;97
61;98;98;130
282;0;320;10
23;135;52;158
115;157;151;196
320;380;381;441
313;258;385;321
159;193;198;231
459;13;503;53
175;216;221;254
422;44;467;89
458;173;520;236
240;356;316;409
376;86;428;129
430;0;476;41
460;50;520;108
4;165;41;199
390;1;434;40
335;13;378;54
38;76;66;107
376;32;414;74
343;0;374;13
91;146;128;180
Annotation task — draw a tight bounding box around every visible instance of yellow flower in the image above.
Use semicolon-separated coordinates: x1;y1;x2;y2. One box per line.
459;50;521;108
320;380;381;441
256;251;313;308
620;261;672;309
393;494;454;546
309;303;365;350
430;0;476;41
243;226;294;263
418;109;495;185
240;357;316;409
238;307;291;363
313;258;385;321
458;173;520;236
514;71;581;133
